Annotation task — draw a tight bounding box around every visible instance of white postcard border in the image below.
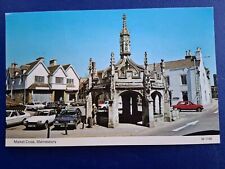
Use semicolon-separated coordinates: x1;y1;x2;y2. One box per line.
6;135;220;147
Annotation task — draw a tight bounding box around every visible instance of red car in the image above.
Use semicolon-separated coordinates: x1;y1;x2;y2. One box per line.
172;101;203;112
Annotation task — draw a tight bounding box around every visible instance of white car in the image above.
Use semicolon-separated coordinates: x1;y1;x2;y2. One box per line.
25;102;45;111
24;109;56;129
6;110;30;126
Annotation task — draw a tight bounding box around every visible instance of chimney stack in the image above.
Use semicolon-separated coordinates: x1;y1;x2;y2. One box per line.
49;59;57;66
36;56;44;61
11;62;17;68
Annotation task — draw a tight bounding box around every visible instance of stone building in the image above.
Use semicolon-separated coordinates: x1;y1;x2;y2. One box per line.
83;15;169;128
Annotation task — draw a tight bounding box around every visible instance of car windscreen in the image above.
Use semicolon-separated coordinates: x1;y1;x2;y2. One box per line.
37;111;49;116
18;111;25;115
60;110;75;116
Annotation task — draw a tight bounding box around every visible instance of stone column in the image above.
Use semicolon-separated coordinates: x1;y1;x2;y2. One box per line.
108;95;119;128
51;91;55;102
142;99;149;126
86;93;92;118
163;92;171;122
148;101;155;127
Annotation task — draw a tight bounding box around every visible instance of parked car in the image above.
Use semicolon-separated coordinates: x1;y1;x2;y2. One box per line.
172;101;203;112
70;101;85;106
45;102;58;109
6;110;30;127
25;102;45;111
23;109;57;129
54;108;82;129
98;101;110;109
55;101;67;109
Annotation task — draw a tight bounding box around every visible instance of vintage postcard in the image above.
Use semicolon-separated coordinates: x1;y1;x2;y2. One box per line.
5;7;219;146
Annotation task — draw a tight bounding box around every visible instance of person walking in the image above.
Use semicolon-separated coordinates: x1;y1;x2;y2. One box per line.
92;104;97;125
81;106;86;129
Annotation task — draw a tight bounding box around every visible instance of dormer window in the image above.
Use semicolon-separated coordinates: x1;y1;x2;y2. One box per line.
35;76;44;83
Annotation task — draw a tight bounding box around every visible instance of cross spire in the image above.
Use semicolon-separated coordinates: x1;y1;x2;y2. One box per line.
122;14;127;29
120;14;131;59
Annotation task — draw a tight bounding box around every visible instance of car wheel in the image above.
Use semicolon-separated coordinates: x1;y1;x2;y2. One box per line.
44;122;49;129
21;118;26;124
197;108;202;112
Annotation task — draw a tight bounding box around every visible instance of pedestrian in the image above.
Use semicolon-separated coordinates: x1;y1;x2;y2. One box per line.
81;115;86;129
92;104;97;125
81;106;86;129
56;105;61;117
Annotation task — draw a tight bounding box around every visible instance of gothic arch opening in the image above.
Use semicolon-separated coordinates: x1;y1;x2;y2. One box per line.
119;90;143;124
93;92;110;127
151;91;162;115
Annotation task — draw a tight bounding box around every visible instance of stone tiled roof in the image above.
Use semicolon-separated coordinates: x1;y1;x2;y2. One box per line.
25;60;39;74
62;64;70;70
148;57;200;71
7;60;40;78
101;57;144;77
165;58;200;69
48;65;60;75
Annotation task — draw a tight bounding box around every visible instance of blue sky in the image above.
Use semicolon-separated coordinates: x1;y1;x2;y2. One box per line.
6;7;216;78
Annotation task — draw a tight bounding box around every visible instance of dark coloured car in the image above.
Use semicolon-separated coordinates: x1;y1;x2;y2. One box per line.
172;101;203;112
55;101;67;109
54;108;81;129
45;102;57;109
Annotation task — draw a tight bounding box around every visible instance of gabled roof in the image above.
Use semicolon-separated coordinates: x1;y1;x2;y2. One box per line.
26;60;50;75
62;64;70;70
25;60;39;74
62;64;80;79
48;65;60;75
7;60;49;78
48;65;67;76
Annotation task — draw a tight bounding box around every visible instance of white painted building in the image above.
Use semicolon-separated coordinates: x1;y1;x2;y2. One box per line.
6;57;80;104
63;64;80;102
162;48;212;106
